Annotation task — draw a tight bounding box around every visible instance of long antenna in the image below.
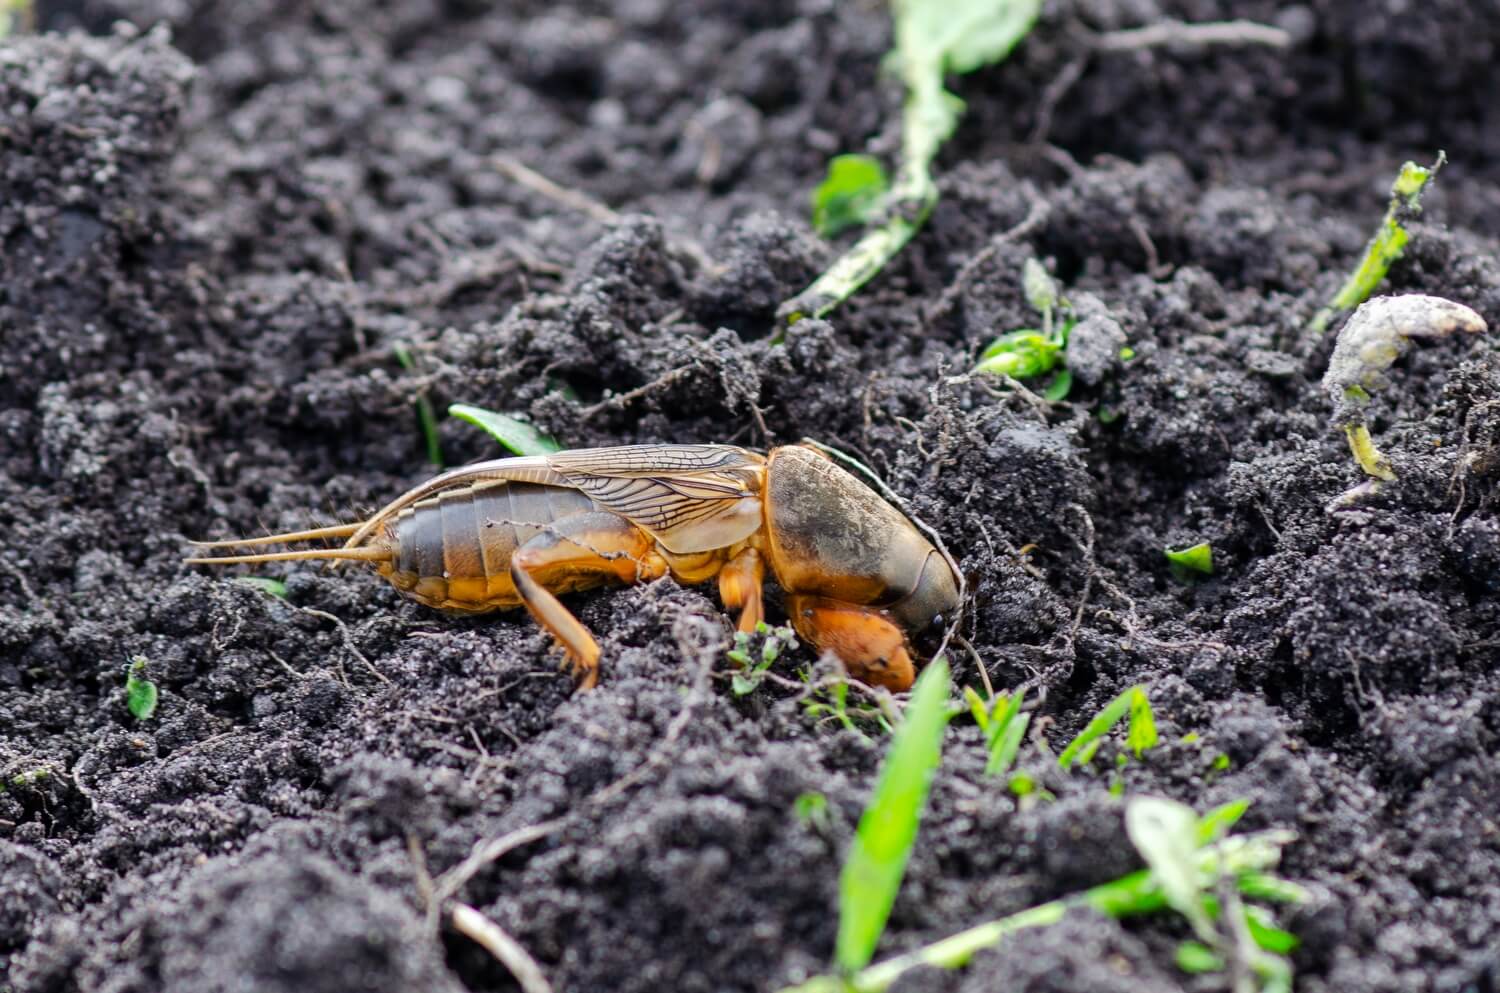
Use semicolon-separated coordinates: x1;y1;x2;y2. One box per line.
188;522;362;549
184;546;392;566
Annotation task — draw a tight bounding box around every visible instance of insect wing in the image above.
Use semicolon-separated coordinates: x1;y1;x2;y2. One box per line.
546;445;766;553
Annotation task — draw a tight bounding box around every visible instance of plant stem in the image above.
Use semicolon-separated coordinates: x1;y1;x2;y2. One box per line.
1344;423;1396;481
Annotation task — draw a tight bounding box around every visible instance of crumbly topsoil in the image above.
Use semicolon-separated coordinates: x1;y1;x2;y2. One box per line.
2;2;1498;992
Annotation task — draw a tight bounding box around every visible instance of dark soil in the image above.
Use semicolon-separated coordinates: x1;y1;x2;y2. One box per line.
3;2;1498;992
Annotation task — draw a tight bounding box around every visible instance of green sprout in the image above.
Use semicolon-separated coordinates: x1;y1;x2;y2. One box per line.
963;685;1030;777
1057;685;1157;770
393;343;444;467
235;576;288;598
1322;294;1487;482
794;791;831;831
125;656;159;720
974;258;1076;401
1165;542;1214;582
836;659;951;975
781;796;1306;993
778;0;1042;323
449;403;562;456
727;621;799;696
1309;154;1443;334
812;154;891;237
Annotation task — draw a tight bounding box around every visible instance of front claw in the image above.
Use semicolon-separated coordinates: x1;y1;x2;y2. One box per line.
784;595;916;692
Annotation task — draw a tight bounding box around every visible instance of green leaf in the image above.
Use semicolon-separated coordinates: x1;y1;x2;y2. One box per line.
963;686;991;731
984;690;1029;777
1058;686;1144;769
1126;687;1158;757
1245;905;1300;954
235;577;288;598
1196;798;1251;844
1125;796;1215;941
1042;368;1073;403
1021;257;1057;317
795;791;830;828
449;403;561;456
812;154;890;237
836;659;952;973
896;0;1044;78
1237;873;1313;905
125;656;158;720
1175;940;1225;974
975;331;1062;379
1165;542;1214;580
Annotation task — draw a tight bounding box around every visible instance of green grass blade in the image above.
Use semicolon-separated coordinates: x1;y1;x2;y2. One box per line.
449;403;561;456
393;342;444;467
1057;686;1137;769
1126;687;1158;757
836;659;952;974
984;691;1029;777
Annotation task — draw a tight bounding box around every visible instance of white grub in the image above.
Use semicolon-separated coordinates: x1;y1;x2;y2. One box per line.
1323;294;1487;409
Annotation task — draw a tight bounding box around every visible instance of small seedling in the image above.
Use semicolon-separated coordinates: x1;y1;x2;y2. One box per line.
963;685;1030;777
1165;542;1214;582
794;791;831;831
1322;294;1487;482
1309;154;1444;334
778;0;1042;322
812;154;890;237
125;656;159;720
727;621;799;696
449;402;562;456
235;576;288;598
835;659;951;974
393;343;444;467
1057;685;1158;770
780;796;1306;993
974;258;1077;401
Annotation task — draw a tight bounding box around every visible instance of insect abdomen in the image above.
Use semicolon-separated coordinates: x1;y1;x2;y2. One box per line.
381;481;596;611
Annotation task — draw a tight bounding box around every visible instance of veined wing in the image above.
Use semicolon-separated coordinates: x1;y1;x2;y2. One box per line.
547;445;767;553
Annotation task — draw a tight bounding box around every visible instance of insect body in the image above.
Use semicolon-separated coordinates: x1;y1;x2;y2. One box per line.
188;444;960;691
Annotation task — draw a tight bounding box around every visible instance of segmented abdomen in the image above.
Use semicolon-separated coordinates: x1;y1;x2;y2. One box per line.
379;481;596;611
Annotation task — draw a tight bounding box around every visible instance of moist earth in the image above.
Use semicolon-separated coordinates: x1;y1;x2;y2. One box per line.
2;2;1498;992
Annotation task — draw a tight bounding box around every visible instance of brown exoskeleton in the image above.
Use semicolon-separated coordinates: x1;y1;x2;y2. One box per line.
187;444;960;691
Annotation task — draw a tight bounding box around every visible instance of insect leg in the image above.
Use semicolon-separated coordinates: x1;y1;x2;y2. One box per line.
717;547;765;634
509;512;666;690
783;595;915;692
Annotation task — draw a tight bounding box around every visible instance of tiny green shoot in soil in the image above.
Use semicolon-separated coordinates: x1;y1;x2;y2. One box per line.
781;796;1306;993
963;685;1030;777
449;403;562;456
778;0;1042;323
1165;542;1214;581
727;621;799;696
1309;154;1443;334
393;342;444;467
974;258;1076;401
1057;685;1157;769
235;576;288;598
811;154;890;237
125;656;159;720
836;659;951;975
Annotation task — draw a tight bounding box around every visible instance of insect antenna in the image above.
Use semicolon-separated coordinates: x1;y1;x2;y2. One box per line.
183;545;393;566
187;522;363;549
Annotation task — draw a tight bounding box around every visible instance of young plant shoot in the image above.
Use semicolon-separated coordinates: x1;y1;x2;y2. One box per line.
1057;685;1158;770
1309;154;1444;334
1165;542;1214;582
448;403;562;456
974;258;1076;400
125;656;159;720
778;0;1042;323
836;659;951;974
1322;294;1487;482
781;797;1307;993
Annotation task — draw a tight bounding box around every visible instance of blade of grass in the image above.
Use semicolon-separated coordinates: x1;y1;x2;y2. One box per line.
836;659;952;973
1057;685;1156;769
393;343;444;467
449;403;561;456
